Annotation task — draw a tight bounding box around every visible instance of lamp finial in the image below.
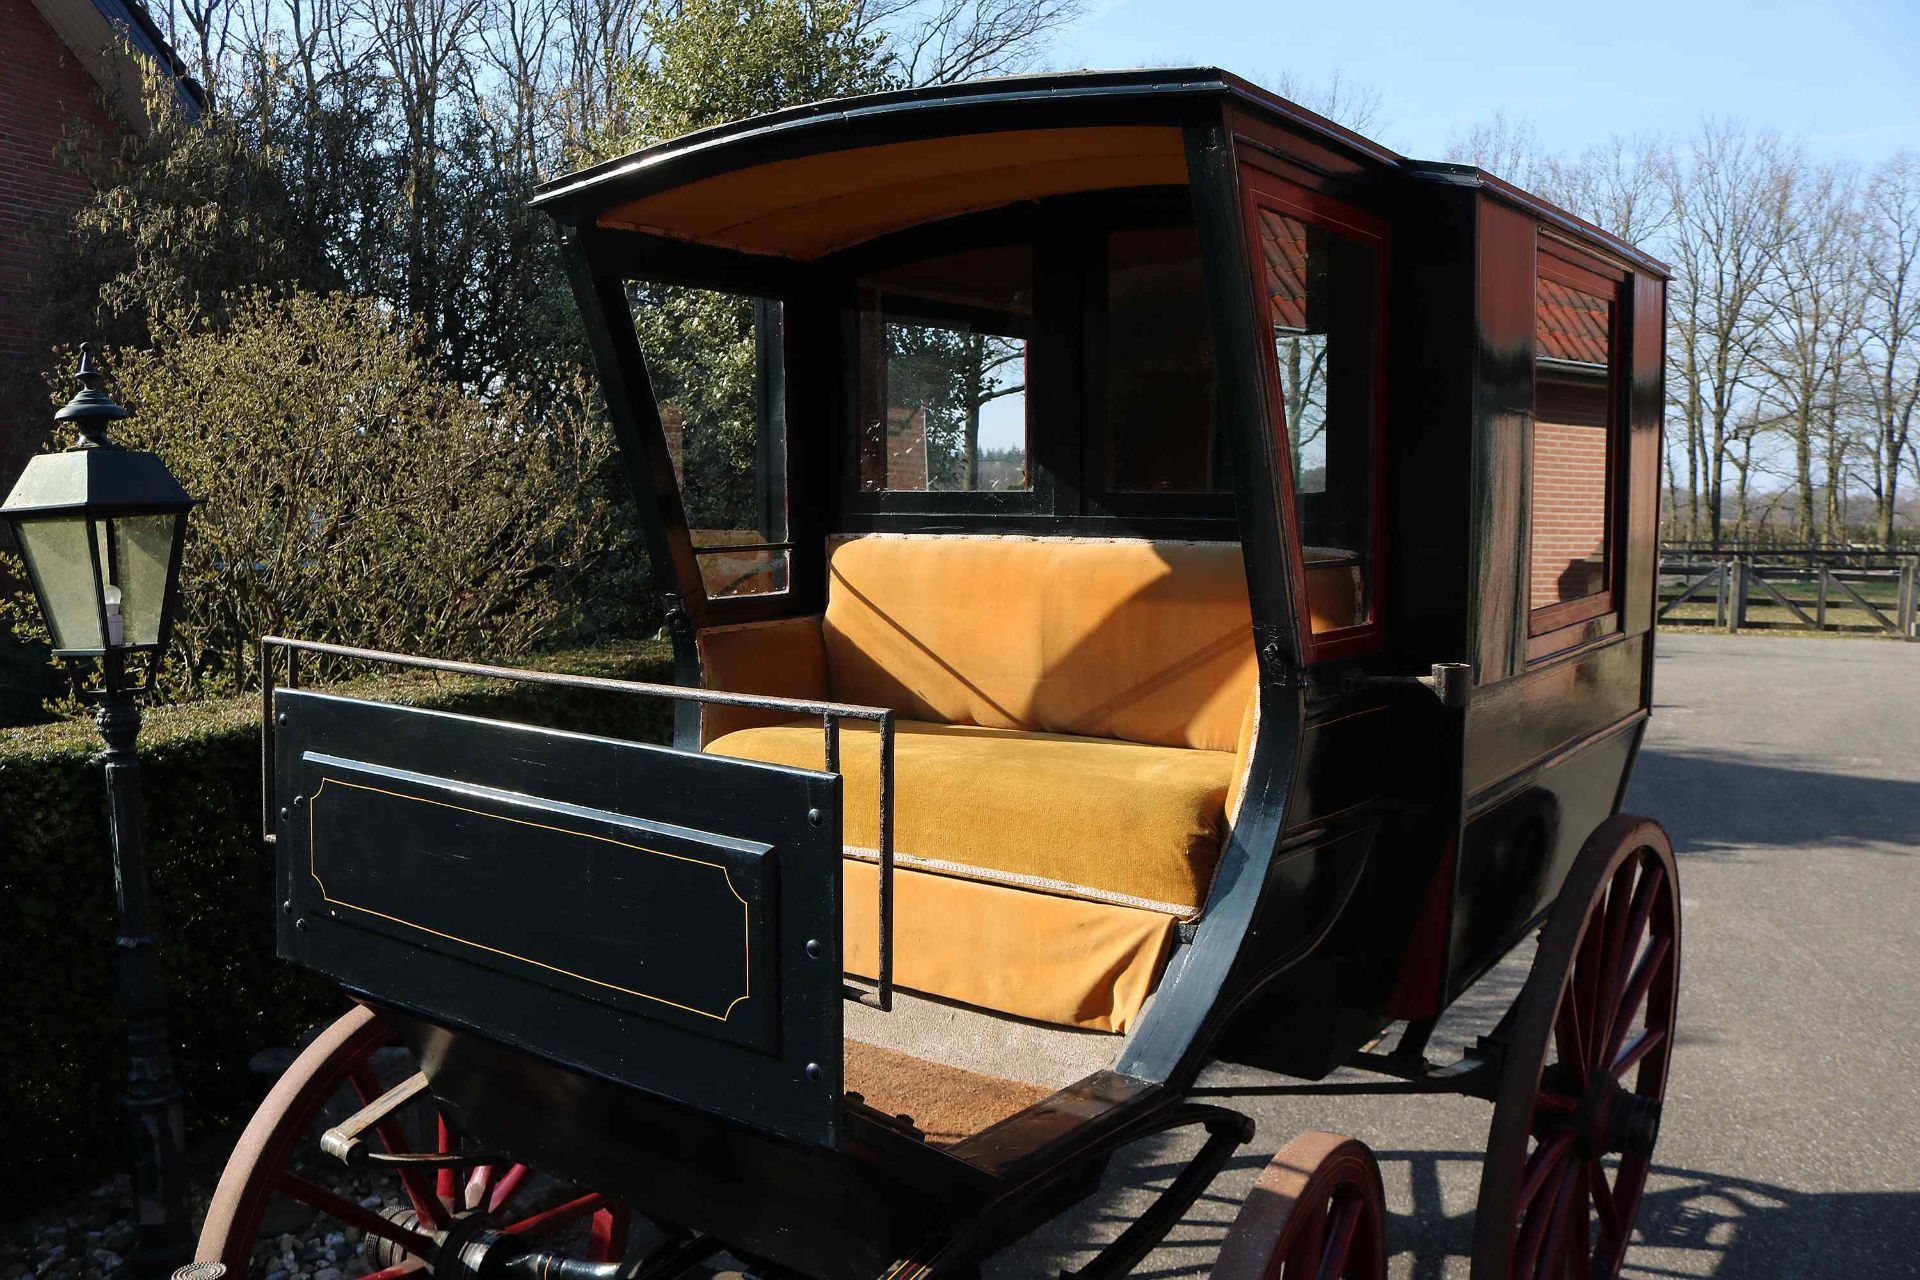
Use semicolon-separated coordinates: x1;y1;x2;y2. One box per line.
54;341;131;448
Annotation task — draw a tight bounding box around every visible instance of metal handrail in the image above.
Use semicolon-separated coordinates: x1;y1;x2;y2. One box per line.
257;635;899;1011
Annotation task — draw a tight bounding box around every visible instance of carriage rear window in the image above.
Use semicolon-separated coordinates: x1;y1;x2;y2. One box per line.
1104;227;1223;493
856;246;1031;492
630;284;788;598
1255;202;1380;641
1530;266;1617;626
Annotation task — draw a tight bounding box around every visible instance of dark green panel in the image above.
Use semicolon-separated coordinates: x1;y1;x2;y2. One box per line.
302;756;774;1050
275;689;845;1147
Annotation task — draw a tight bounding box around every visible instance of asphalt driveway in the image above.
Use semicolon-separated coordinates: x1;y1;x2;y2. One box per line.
1002;633;1920;1279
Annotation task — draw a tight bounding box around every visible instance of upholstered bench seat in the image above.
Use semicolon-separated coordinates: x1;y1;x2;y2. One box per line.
696;534;1258;1031
707;717;1236;915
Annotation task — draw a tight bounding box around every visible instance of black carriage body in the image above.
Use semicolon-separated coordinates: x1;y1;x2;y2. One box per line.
531;68;1668;1080
255;66;1667;1276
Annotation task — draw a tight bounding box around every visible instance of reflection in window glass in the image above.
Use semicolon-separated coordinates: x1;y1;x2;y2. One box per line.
1105;227;1222;492
857;247;1030;493
630;283;788;597
1258;206;1377;635
1530;275;1614;611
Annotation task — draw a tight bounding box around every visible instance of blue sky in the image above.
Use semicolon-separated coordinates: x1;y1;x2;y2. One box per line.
1041;0;1919;164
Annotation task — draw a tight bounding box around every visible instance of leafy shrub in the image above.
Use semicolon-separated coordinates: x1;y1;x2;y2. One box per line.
81;290;624;700
0;641;672;1207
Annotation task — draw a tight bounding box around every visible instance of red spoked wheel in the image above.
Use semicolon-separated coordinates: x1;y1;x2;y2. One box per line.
196;1004;632;1277
1213;1131;1387;1280
1471;815;1681;1280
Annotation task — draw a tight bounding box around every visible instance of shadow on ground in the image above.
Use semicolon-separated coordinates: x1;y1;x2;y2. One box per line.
1632;747;1920;857
1032;1146;1919;1280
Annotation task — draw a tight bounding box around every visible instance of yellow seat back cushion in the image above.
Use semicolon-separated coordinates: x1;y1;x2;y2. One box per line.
822;536;1256;753
707;718;1235;915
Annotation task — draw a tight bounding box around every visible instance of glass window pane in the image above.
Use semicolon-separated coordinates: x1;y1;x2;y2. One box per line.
105;512;179;647
1258;206;1377;636
1530;276;1614;610
857;246;1031;493
629;285;787;598
16;515;104;651
1105;226;1222;493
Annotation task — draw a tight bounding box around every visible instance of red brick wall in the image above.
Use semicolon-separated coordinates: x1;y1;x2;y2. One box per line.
0;0;115;483
1529;417;1610;606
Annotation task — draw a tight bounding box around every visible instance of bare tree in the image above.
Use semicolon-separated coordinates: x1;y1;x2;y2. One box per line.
1446;109;1551;189
1543;132;1676;248
1664;122;1796;548
1858;153;1920;545
1259;67;1384;136
1758;159;1865;543
854;0;1085;87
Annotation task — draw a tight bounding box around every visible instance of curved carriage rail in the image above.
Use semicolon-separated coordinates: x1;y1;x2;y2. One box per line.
256;635;901;1009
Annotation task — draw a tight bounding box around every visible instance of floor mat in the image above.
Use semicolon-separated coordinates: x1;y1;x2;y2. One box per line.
845;1039;1055;1146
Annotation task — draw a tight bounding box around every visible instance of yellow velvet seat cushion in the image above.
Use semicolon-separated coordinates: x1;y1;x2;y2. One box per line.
822;536;1256;753
707;717;1235;915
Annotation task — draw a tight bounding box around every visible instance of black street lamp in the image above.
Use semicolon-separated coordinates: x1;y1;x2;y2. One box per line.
2;346;195;1276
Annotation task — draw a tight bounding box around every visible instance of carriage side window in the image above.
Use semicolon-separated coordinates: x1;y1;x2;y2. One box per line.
1255;201;1381;644
1529;256;1619;630
631;284;788;598
1104;226;1223;493
856;246;1031;493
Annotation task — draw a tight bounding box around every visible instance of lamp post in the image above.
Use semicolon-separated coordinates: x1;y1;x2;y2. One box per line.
2;346;195;1276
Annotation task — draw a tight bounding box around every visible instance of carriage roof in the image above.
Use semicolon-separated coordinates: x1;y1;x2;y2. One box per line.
531;66;1666;280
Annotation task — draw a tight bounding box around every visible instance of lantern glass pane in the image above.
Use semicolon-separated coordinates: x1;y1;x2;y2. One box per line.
15;515;104;651
100;512;181;648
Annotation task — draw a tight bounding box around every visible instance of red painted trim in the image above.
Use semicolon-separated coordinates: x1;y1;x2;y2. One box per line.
1234;167;1390;665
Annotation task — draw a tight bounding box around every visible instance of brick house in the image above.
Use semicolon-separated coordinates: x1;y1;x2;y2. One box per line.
0;0;198;493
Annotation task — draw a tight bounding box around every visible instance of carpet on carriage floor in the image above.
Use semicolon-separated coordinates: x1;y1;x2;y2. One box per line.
844;1040;1055;1147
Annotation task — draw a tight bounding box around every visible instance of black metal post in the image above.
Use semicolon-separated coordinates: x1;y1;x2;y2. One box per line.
95;653;192;1276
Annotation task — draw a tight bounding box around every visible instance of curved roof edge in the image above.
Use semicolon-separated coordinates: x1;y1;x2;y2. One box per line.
534;66;1665;279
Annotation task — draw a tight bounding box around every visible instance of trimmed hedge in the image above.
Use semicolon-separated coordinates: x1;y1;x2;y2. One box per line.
0;641;674;1207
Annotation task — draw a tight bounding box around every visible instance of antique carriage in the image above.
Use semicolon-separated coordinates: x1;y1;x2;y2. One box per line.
190;68;1679;1280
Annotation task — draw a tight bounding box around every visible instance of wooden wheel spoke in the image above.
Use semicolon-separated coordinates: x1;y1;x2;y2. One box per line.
1569;925;1606;1070
435;1117;458;1206
1591;864;1640;1062
357;1263;427;1280
464;1163;497;1212
487;1163;531;1214
274;1173;433;1255
589;1203;632;1264
1517;1133;1575;1215
1589;1160;1622;1245
1603;935;1673;1067
1533;1164;1582;1280
504;1192;610;1239
1553;990;1588;1079
1611;1026;1665;1078
1313;1196;1361;1280
1513;1161;1570;1280
1598;862;1664;1039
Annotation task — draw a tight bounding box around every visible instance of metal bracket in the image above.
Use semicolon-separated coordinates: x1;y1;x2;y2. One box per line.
1347;661;1473;708
320;1071;503;1169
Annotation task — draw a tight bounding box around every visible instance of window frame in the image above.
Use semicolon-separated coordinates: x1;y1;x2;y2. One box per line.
829;189;1239;534
1527;239;1629;652
1236;166;1390;664
631;285;796;604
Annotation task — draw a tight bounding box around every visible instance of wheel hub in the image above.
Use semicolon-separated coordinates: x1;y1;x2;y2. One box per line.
1565;1069;1662;1159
